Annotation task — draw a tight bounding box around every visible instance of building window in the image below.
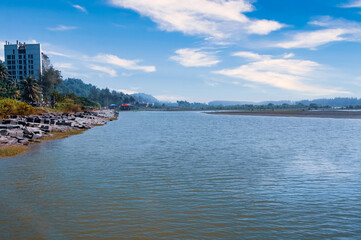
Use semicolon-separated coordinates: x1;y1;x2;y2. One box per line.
28;54;33;59
19;55;22;59
12;55;15;59
7;55;11;60
12;60;15;64
7;60;11;65
19;60;22;64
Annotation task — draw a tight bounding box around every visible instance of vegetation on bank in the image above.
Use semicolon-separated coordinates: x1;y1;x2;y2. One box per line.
0;145;28;158
41;129;87;141
0;98;42;117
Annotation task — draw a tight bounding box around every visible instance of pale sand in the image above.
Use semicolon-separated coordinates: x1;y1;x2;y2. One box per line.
206;110;361;119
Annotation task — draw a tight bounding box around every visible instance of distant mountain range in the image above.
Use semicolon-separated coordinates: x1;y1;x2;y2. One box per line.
131;93;159;104
56;78;361;108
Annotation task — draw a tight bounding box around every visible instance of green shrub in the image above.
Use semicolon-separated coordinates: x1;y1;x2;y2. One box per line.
55;98;82;113
0;98;38;117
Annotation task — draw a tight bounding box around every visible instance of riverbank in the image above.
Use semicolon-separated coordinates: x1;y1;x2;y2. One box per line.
206;110;361;119
0;110;117;159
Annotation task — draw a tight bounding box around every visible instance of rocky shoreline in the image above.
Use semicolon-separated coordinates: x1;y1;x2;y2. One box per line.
0;110;117;147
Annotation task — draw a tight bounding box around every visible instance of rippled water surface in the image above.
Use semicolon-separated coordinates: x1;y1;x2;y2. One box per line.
1;111;361;239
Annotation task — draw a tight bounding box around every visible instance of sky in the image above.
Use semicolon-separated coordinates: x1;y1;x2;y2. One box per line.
1;0;361;102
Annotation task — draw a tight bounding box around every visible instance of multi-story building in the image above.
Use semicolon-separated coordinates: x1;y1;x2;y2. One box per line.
4;41;43;80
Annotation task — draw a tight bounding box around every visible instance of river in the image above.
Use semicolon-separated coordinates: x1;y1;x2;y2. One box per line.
1;111;361;239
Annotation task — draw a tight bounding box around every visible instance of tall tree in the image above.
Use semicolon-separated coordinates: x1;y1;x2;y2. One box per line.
0;61;10;98
39;66;62;100
21;76;41;104
0;61;8;79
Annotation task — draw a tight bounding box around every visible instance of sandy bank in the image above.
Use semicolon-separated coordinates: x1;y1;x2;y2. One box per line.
206;110;361;119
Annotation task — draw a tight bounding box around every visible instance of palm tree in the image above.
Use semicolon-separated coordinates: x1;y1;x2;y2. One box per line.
0;61;8;80
7;79;20;100
21;76;41;104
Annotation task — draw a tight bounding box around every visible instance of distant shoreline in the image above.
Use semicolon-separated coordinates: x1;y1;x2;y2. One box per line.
206;110;361;119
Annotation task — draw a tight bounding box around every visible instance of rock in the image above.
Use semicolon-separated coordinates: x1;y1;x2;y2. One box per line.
6;138;18;145
19;139;29;145
40;125;52;132
0;129;8;136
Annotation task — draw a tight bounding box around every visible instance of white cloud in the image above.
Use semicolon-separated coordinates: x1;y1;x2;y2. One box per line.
247;19;284;35
44;51;71;57
274;17;361;49
48;25;78;31
170;48;220;67
0;41;5;62
232;51;268;60
214;52;349;94
72;4;88;13
53;62;76;70
154;95;184;102
283;53;295;59
116;88;138;94
92;54;156;72
108;0;283;41
275;28;348;49
341;0;361;8
89;64;117;77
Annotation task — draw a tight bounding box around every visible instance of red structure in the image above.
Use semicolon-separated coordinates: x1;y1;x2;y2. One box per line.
120;104;131;110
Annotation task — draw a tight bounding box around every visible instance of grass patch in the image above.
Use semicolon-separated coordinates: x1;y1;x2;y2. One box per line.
42;129;87;141
0;145;29;159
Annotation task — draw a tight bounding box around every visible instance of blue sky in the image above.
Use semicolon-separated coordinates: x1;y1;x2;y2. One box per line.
1;0;361;102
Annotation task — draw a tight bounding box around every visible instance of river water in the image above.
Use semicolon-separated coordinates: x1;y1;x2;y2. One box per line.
1;111;361;239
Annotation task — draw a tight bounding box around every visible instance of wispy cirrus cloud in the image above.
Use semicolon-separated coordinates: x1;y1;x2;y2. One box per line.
232;51;269;60
53;62;76;70
89;64;117;77
170;48;220;67
275;28;349;49
48;25;78;31
92;54;156;72
0;41;5;61
214;52;349;94
44;50;71;57
44;45;156;74
274;17;361;49
340;0;361;8
108;0;283;41
72;4;88;13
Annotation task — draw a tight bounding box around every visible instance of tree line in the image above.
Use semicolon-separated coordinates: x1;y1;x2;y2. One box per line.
0;57;137;108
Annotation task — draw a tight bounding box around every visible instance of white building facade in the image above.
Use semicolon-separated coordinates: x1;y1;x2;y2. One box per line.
4;41;43;80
